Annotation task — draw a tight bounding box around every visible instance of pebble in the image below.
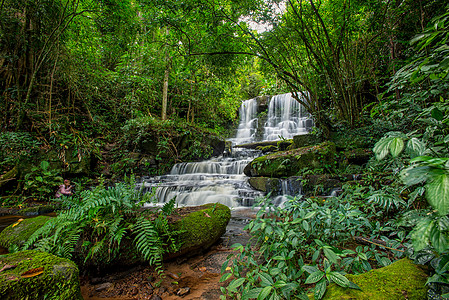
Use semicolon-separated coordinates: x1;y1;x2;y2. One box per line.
177;287;190;296
95;282;113;292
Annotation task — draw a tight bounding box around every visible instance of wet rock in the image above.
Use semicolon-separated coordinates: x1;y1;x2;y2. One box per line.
165;203;231;260
177;287;190;296
320;258;428;299
95;282;113;292
293;133;322;148
0;215;52;248
244;141;336;178
0;250;81;299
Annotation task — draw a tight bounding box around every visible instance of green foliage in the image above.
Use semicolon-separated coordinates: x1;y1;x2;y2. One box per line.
221;193;406;299
23;161;62;199
0;132;41;171
22;176;179;272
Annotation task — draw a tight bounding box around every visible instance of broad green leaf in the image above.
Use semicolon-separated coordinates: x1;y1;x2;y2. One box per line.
302;265;319;274
373;137;393;160
304;211;317;219
227;278;246;292
400;165;430;186
390;137;405;157
411;218;434;251
219;273;232;282
431;107;444;121
430;223;449;253
406;138;426;158
305;271;324;284
328;272;349;287
314;278;327;300
259;272;274;286
323;248;339;264
426;172;449;215
302;220;309;231
257;286;273;300
242;288;263;300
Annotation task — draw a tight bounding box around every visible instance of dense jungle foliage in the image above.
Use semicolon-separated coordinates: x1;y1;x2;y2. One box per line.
1;0;449;299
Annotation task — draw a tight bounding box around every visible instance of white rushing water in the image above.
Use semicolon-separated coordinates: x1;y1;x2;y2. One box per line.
140;93;313;208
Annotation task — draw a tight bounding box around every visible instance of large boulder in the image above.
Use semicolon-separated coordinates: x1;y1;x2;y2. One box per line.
0;216;52;248
244;141;336;178
311;258;428;299
293;134;322;148
0;250;82;300
166;203;231;259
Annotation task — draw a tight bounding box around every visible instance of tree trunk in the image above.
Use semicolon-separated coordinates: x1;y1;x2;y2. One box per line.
161;28;170;121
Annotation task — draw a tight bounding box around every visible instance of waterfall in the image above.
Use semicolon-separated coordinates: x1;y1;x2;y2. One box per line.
263;93;312;141
140;93;313;208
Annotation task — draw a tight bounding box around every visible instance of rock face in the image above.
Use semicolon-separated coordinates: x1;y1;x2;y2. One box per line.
0;216;51;248
314;258;428;300
0;250;82;300
244;141;336;178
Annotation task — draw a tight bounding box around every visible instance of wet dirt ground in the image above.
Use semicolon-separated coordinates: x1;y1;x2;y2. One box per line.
80;208;256;300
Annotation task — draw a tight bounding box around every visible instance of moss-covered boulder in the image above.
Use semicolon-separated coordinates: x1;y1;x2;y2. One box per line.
248;177;282;194
0;250;82;300
244;141;336;178
293;134;322;149
311;258;428;299
0;216;52;248
166;203;231;259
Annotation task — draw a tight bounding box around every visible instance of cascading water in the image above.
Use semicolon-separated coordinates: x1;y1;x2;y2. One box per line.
264;93;313;141
140;93;313;208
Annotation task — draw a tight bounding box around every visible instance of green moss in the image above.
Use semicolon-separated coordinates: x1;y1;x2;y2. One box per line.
169;203;231;257
245;141;336;178
0;250;82;300
0;216;52;248
311;258;428;300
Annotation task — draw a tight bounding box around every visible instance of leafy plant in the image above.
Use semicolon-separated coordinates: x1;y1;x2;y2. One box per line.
23;161;62;199
22;176;179;273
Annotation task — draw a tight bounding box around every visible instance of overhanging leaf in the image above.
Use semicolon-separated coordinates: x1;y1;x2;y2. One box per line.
426;172;449;215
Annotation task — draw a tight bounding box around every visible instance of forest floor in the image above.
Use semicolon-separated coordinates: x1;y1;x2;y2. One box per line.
80;208;256;300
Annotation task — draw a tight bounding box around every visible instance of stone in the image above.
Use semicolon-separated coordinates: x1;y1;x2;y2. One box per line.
0;250;81;300
293;134;322;148
166;203;231;260
309;258;428;299
248;177;281;194
95;282;113;292
0;216;52;248
244;141;336;178
177;287;190;296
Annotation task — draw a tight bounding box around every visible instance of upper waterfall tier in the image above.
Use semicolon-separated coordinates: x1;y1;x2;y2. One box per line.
230;93;313;145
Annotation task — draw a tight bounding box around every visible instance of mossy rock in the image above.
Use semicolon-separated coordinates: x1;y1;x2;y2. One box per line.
293;134;322;148
248;177;282;194
167;203;231;259
310;258;428;299
244;141;336;178
0;250;82;300
18;205;58;216
0;216;52;248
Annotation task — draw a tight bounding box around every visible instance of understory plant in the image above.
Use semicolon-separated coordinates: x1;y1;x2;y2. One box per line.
220;193;407;300
22;176;180;273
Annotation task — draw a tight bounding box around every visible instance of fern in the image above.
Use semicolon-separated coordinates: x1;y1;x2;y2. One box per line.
22;180;179;273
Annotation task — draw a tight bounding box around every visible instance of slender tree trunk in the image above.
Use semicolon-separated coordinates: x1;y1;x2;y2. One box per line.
161;28;170;121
